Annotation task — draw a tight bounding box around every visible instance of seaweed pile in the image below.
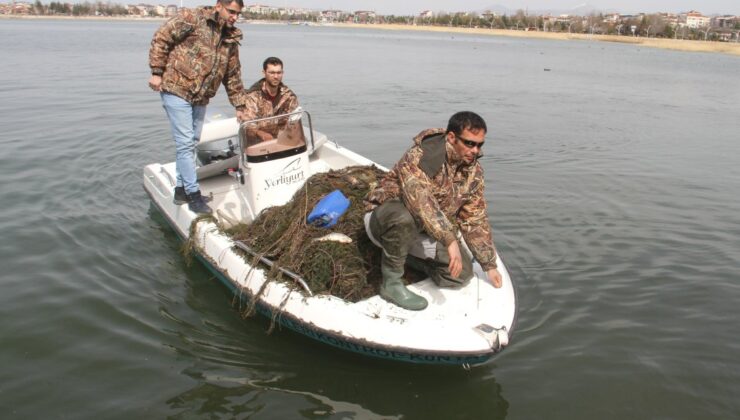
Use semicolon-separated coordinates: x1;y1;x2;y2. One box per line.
225;165;386;302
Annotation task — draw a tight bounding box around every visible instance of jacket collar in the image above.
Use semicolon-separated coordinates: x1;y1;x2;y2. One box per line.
412;128;469;168
247;78;289;96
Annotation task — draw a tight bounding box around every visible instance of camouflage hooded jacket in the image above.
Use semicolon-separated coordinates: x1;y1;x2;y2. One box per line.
364;128;498;270
149;8;248;107
243;79;299;121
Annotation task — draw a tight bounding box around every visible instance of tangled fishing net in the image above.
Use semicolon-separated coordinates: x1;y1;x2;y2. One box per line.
225;165;386;302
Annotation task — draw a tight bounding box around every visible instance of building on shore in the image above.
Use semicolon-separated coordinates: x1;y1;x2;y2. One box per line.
683;10;710;28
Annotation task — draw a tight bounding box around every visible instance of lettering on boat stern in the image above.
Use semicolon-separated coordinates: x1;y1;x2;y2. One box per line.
264;157;305;189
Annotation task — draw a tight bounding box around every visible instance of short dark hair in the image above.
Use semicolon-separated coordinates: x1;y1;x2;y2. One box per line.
263;57;283;70
219;0;243;8
446;111;487;136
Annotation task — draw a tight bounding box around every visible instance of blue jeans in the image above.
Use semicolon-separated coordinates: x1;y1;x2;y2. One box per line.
160;92;206;194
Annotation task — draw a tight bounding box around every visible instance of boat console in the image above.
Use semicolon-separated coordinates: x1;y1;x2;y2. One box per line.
193;110;316;216
239;110;314;214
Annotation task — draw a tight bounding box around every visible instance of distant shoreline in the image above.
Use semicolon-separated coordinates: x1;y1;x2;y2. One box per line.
0;14;164;22
334;23;740;57
3;15;738;56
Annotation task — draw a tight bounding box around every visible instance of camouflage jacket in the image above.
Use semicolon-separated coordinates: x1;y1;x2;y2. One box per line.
243;79;299;121
365;128;498;270
149;8;248;107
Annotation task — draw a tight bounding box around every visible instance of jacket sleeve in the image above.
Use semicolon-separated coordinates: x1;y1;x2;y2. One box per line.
223;45;248;109
242;91;259;121
241;89;279;133
397;149;457;246
148;12;195;75
283;91;299;113
458;166;497;270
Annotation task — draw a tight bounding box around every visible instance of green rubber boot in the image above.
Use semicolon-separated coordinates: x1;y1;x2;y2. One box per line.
380;265;428;311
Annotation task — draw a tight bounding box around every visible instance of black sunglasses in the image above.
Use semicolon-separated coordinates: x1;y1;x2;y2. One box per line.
456;134;485;149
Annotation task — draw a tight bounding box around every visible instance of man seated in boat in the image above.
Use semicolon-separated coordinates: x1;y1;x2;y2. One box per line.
241;57;300;143
364;111;502;311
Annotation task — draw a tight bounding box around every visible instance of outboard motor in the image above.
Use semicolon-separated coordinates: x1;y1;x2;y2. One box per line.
239;110;313;215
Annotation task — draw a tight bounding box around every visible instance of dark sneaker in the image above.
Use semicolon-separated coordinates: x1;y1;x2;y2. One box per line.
173;186;188;205
174;187;212;206
187;190;212;214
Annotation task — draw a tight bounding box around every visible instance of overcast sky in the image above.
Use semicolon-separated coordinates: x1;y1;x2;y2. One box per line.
200;1;739;16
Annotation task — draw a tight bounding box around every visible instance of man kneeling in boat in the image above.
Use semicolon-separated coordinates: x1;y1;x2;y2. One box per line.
364;111;502;311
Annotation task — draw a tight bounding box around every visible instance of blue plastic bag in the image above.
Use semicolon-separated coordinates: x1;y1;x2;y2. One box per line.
306;189;350;228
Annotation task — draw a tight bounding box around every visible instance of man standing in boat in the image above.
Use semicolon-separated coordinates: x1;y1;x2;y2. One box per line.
364;111;502;311
242;57;300;142
148;0;249;214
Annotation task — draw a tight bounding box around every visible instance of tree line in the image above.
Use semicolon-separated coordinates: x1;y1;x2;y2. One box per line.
382;11;739;40
33;0;127;16
22;1;740;41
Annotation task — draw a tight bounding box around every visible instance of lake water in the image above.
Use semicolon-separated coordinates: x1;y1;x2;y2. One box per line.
1;19;739;419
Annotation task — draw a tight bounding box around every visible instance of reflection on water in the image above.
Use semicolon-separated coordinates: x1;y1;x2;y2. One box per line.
166;361;508;418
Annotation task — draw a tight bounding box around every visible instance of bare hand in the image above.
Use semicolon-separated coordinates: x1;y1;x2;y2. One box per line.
487;268;502;288
236;107;248;122
148;75;162;91
447;240;462;278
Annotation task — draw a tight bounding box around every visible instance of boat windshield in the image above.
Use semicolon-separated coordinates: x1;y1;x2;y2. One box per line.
239;110;309;163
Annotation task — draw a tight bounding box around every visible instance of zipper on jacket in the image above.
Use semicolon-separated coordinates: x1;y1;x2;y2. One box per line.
197;21;226;99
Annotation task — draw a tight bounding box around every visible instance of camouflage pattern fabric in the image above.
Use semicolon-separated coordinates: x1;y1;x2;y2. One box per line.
369;198;474;285
365;128;498;270
242;79;299;139
243;79;299;121
149;8;248;107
